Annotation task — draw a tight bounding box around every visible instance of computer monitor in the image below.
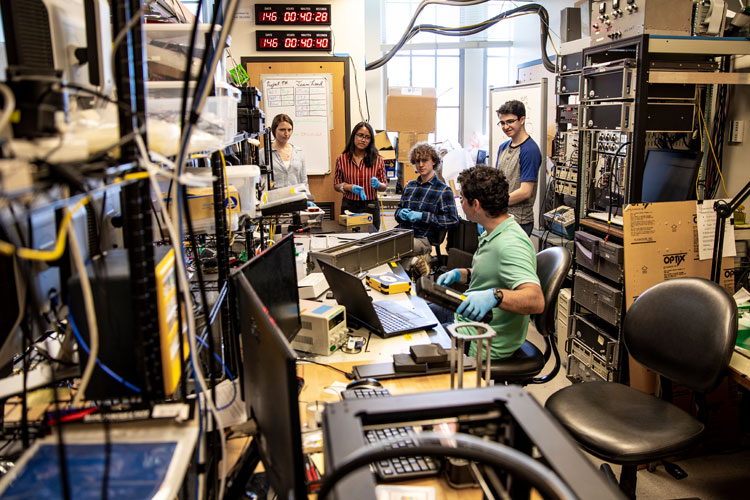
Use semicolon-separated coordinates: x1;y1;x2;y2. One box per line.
640;149;702;203
231;271;306;499
236;234;301;341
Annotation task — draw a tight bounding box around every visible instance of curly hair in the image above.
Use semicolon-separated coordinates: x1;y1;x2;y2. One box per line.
408;142;440;167
342;122;380;168
496;100;526;119
457;166;509;217
271;114;293;136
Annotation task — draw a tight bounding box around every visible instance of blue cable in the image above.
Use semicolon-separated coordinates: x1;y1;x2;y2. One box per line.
194;335;236;411
68;312;142;394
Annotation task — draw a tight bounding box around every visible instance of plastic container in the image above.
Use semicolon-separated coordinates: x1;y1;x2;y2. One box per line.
143;23;229;87
147;95;238;146
225;164;260;218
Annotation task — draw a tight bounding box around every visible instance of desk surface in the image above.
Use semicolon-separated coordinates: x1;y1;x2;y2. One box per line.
298;361;484;500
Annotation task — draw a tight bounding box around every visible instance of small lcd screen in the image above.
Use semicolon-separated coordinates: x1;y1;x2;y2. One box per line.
641;149;702;203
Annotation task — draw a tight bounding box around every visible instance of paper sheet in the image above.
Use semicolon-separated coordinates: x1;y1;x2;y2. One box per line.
696;200;737;261
197;379;246;431
375;485;436;500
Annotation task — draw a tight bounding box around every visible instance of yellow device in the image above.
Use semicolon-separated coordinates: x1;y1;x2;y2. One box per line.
155;248;188;396
339;212;373;226
366;271;412;294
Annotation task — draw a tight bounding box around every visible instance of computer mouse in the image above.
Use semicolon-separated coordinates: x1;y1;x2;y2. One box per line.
345;378;383;390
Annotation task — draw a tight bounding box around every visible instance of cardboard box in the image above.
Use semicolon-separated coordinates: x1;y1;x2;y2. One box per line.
184;185;240;220
374;130;393;151
623;201;733;309
386;87;437;133
624;201;734;393
397;132;429;163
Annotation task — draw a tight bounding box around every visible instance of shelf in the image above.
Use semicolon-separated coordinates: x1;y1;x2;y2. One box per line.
579;218;624;239
647;36;750;56
649;70;750;85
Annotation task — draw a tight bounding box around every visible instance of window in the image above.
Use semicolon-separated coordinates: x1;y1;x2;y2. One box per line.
380;0;515;146
383;1;460;146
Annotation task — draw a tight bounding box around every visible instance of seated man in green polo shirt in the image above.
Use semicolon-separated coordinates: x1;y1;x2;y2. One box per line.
432;166;544;359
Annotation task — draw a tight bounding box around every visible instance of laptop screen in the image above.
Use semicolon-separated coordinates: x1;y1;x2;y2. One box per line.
316;260;383;331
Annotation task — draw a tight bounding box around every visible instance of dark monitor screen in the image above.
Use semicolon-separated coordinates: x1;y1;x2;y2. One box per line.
236;235;301;341
641;149;702;203
231;271;306;499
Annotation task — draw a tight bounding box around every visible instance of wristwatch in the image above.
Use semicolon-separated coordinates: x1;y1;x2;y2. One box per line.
492;288;504;306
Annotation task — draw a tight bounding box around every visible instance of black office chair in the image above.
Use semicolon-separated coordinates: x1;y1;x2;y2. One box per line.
489;246;572;385
429;228;449;272
545;278;738;499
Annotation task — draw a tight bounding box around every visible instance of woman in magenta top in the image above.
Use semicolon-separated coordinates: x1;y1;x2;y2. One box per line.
333;122;387;230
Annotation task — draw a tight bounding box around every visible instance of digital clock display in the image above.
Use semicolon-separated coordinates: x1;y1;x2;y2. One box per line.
255;4;331;26
256;31;331;52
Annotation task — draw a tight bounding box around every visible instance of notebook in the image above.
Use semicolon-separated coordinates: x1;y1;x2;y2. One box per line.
317;260;437;338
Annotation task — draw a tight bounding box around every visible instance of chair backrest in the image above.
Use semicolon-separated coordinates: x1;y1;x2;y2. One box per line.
432;228;449;258
446;219;479;255
624;277;738;394
533;247;572;337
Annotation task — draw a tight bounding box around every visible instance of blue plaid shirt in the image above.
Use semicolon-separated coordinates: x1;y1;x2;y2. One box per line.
395;175;458;244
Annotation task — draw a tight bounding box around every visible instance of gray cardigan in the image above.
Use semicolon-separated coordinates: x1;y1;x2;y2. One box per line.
259;144;308;190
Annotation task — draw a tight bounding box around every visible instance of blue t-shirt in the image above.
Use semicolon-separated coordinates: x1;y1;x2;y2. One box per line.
495;136;542;224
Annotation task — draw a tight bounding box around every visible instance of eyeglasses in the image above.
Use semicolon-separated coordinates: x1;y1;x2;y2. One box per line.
497;118;518;127
355;133;371;141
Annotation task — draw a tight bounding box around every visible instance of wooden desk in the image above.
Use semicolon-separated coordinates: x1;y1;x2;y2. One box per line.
297;361;483;500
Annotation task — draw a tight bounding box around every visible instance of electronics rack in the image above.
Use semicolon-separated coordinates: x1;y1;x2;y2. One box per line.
564;28;748;384
0;1;264;496
545;38;587;253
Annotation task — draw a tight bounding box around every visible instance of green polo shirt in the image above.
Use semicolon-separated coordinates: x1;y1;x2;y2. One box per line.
454;215;539;359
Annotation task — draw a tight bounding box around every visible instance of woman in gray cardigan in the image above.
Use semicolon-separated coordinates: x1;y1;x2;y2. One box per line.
260;113;308;190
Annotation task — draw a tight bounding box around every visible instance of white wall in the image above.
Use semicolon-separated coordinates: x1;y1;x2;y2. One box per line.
229;0;368;128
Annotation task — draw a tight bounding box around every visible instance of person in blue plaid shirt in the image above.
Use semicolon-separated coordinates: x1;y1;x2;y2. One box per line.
395;142;458;276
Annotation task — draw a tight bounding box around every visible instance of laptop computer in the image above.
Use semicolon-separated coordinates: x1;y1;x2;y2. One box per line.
317;260;437;338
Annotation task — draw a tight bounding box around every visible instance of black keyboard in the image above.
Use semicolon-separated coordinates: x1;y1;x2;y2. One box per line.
341;387;392;400
365;426;440;481
373;303;413;332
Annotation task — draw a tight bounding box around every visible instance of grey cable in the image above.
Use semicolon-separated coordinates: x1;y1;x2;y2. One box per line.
367;1;554;72
318;431;578;500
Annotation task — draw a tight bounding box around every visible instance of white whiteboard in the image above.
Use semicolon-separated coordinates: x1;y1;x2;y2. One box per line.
260;74;332;175
489;79;548;228
489;79;547;168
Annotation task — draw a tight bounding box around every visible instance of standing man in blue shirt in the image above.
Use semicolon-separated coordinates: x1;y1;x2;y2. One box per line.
395;142;458;276
495;100;542;236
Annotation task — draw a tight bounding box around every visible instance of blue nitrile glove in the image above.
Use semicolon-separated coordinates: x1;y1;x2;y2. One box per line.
307;200;316;207
397;208;412;221
456;289;498;322
370;177;381;189
407;211;423;223
351;184;366;200
436;269;461;287
477;223;484;235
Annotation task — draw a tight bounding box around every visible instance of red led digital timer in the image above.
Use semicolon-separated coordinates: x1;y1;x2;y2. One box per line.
254;4;331;26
